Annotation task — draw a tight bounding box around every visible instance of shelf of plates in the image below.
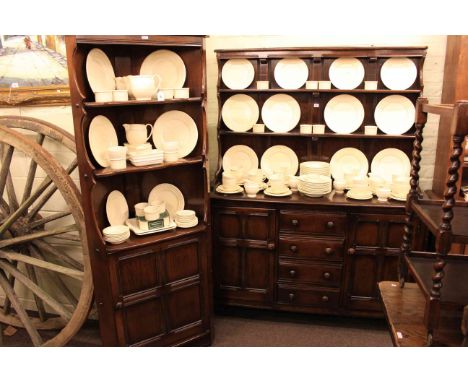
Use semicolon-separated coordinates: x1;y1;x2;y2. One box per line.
211;46;429;317
66;35;212;347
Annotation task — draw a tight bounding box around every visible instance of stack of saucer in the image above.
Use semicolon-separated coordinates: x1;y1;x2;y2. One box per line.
163;141;179;163
346;177;373;200
128;149;164;167
175;210;198;228
125;143;152;156
390;176;410;201
298;174;332;197
102;225;130;244
299;161;330;177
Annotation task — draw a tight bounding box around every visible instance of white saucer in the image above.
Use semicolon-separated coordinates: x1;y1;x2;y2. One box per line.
346;191;373;200
216;185;243;194
176;217;199;229
264;187;292;197
390;193;407;202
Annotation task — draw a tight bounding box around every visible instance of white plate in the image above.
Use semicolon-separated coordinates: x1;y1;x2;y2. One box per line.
324;94;364;134
371;148;411;183
126;218;177;236
216;185;243;194
261;94;301;133
330;148;369;180
140;49;186;89
329;57;365;90
374;95;415;135
264;188;292;197
346;191;373;200
222;94;259;132
176;217;199;229
274;58;309;89
222;145;259;177
381;57;417;90
153;110;198;158
261;145;299;177
148;183;185;219
390;193;407;202
88;115;118;167
106;190;129;226
221;59;255;89
86;48;116;92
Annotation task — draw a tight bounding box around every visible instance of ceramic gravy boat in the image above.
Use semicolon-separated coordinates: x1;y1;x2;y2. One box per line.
124;74;161;100
123;123;154;145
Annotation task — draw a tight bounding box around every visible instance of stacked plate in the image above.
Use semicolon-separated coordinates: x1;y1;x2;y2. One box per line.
128;149;164;167
175;210;198;228
298;174;332;197
102;225;130;244
299;161;330;177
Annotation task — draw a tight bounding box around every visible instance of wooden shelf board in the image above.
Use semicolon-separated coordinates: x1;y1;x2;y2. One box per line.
84;97;202;108
219;130;415;140
410;201;468;244
219;89;421;94
105;223;207;255
94;157;204;178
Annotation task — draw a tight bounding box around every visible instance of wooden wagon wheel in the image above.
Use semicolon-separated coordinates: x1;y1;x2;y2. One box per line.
0;118;93;346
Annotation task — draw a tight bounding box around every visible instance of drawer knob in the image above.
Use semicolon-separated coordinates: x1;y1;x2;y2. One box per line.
290;245;297;252
322;295;329;302
289;293;295;301
348;248;356;255
291;219;299;226
289;269;296;277
325;247;334;255
323;272;331;280
326;221;334;229
267;242;275;250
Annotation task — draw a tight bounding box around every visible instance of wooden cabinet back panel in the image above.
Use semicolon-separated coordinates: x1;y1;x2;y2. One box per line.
279;235;344;261
278;261;342;288
280;210;346;236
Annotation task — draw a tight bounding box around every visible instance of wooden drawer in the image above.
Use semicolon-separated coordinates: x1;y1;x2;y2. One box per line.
279;210;346;236
279;235;344;261
277;285;340;308
278;260;342;288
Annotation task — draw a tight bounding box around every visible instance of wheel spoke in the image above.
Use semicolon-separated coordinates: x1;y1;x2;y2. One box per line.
2;260;17;315
6;173;19;212
0;260;73;322
22;134;45;203
47;233;81;242
0;250;84;280
25;264;47;322
0;144;14;198
32;239;84;272
28;211;72;230
0;269;43;346
0;224;78;249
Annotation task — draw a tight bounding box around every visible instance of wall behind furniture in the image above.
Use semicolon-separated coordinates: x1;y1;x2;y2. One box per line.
205;35;447;190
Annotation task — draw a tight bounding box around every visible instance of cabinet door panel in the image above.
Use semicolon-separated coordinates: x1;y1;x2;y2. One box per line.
386;221;406;248
245;213;273;241
245;248;271;290
217;245;241;287
164;240;200;283
218;211;242;238
166;284;202;330
354;221;379;247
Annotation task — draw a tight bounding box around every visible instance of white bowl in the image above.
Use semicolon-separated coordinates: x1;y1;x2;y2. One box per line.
376;187;391;201
364;125;378;135
107;146;127;160
300;124;312;134
109;158;127;170
365;81;378;90
306;81;319;90
103;225;129;236
313;124;325;134
126;75;160;101
319;81;332;90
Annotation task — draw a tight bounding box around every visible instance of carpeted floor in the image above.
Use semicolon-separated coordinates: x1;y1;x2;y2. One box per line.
1;309;392;347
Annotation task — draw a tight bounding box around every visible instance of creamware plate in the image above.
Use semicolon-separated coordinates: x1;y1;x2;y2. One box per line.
222;145;259;177
260;145;299;177
221;59;255;89
330;147;369;179
380;57;417;90
148;183;185;219
261;94;301;133
140;49;186;89
371;148;411;183
374;95;415;135
222;94;259;132
329;57;365;90
274;58;309;89
106;190;129;226
86;48;116;92
88;115;118;167
324;94;364;134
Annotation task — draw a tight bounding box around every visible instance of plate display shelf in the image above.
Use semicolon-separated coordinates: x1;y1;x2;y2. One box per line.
66;35;212;347
212;46;430;318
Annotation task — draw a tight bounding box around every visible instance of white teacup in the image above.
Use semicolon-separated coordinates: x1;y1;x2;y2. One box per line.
95;91;113;103
364;125;378;135
288;175;299;190
306;81;319;89
107;146;127;161
144;205;161;221
256;81;269;89
319;81;332;89
364;81;378;90
134;202;149;219
300;124;312;134
344;170;358;188
115;77;127;91
222;173;237;191
109;158;126;170
333;179;346;194
269;174;287;193
376;187;391;201
244;181;260;198
253;123;265;133
174;88;189;99
313;124;325;134
247;169;263;183
123;123;153;145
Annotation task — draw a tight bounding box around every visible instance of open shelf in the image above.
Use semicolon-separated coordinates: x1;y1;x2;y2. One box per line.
219;130;415;140
105;222;207;254
410;201;468;244
378;281;462;346
84;97;202;108
94;156;204;178
219;88;422;94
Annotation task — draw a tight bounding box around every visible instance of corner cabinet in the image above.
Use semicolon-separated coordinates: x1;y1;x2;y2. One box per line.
66;35;212;346
211;46;429;318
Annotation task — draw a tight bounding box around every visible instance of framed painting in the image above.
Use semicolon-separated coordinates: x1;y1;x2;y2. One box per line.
0;35;70;107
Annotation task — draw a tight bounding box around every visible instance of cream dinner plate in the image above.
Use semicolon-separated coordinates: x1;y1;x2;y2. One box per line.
261;94;301;133
260;145;299;177
148;183;185;219
371;148;411;183
221;59;255;89
329;57;365;90
380;57;417;90
153;110;198;158
274;58;309;89
324;94;364;134
88;115;118;167
222;145;259;177
330;148;369;179
86;48;116;92
222;94;259;132
140;49;186;89
106;190;129;226
374;95;415;135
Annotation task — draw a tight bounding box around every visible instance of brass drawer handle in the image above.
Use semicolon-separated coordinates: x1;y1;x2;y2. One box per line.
322;295;329;302
289;293;295;302
323;272;331;280
348;248;356;255
325;247;334;255
289;269;296;277
290;245;297;252
326;221;335;229
291;219;299;226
